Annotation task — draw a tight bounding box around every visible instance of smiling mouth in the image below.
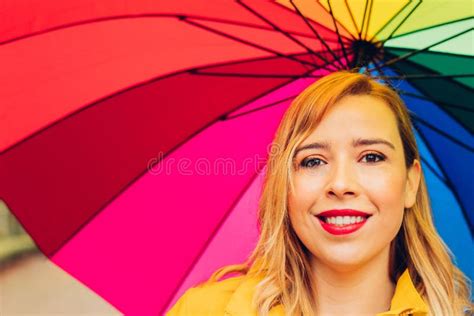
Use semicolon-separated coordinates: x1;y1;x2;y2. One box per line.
315;214;372;235
316;214;372;226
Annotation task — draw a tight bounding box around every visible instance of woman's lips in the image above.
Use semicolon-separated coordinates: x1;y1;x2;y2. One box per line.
315;216;370;235
317;209;371;217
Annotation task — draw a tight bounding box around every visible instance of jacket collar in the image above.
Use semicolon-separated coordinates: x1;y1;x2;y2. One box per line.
377;269;429;316
224;268;429;316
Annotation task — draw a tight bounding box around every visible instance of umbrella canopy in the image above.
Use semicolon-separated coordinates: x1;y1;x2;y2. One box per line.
0;1;472;314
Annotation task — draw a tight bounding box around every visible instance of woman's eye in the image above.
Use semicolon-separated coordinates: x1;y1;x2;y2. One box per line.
361;153;386;163
300;157;326;168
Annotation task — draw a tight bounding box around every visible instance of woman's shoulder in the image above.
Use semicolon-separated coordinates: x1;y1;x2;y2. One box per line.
166;274;248;315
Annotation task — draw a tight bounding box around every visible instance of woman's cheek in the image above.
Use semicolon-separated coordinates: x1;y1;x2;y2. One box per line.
292;175;325;209
358;168;406;224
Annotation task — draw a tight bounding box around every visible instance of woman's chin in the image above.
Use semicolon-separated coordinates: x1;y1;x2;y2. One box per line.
312;248;372;271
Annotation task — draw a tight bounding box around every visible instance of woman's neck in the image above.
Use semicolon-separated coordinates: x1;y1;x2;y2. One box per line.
310;246;395;316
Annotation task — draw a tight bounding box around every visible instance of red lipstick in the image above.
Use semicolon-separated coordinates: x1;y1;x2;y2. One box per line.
318;209;371;217
315;209;372;235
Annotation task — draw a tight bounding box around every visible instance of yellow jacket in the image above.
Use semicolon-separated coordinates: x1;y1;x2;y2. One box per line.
167;268;429;316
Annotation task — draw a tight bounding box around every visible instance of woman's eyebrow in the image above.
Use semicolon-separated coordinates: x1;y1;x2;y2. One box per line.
353;138;396;151
294;140;330;156
294;138;395;157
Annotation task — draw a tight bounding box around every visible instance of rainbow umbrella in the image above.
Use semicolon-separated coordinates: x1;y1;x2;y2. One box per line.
0;1;472;314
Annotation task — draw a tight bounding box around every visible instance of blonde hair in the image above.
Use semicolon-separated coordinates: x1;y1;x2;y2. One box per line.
203;71;472;315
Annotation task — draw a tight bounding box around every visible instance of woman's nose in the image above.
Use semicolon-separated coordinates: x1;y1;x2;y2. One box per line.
325;161;358;199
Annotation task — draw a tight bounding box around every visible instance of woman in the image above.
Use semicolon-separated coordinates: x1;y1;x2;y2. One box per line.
167;71;472;315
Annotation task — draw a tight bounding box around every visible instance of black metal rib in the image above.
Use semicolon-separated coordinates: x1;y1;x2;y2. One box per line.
412;116;474;152
224;94;299;120
236;0;334;71
419;156;449;186
367;54;389;80
413;122;474;234
182;17;325;70
373;0;422;46
277;0;355;42
0;13;317;46
344;0;360;38
383;53;474;134
368;28;473;70
359;0;370;40
289;0;345;70
327;0;351;68
366;56;474;125
375;74;474;80
378;16;473;43
368;1;411;42
398;91;474;113
190;70;323;79
383;50;474;92
363;0;375;40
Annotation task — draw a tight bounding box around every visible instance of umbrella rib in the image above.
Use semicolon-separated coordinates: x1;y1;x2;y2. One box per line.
418;156;449;187
374;74;474;80
379;16;473;43
288;0;344;70
344;0;360;38
359;0;370;40
369;59;474;144
182;17;332;71
383;54;474;133
290;0;344;69
192;51;319;73
220;53;344;120
383;50;474;92
414;125;474;234
0;13;346;46
363;0;374;40
191;48;345;76
224;94;299;120
190;70;323;79
386;46;473;59
315;1;358;41
188;14;346;46
411;116;474;152
368;28;473;70
236;0;334;71
276;1;354;41
368;54;410;95
398;91;474;113
373;0;422;47
207;59;342;121
160;168;264;316
327;0;351;68
367;1;411;43
367;55;391;82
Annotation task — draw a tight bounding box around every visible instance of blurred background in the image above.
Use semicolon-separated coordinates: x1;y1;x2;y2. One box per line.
0;201;121;315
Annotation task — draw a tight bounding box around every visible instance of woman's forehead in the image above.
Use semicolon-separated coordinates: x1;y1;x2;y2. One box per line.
296;95;401;151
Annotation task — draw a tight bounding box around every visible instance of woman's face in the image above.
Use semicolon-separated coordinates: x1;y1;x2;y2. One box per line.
288;94;421;272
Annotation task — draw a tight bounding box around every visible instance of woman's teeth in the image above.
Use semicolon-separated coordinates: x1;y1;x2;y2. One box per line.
324;216;366;225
